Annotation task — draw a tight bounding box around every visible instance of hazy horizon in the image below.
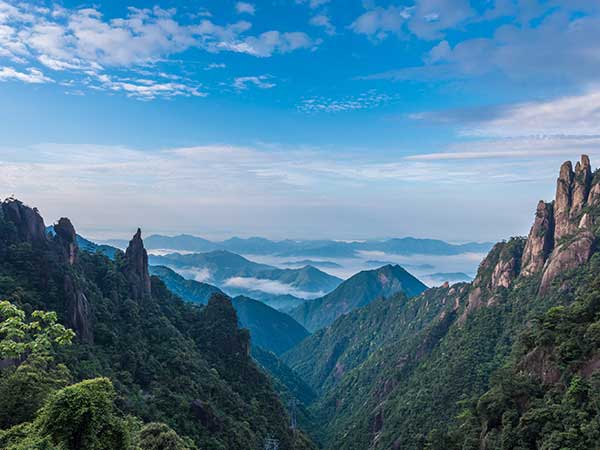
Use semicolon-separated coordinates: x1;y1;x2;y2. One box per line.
2;1;599;242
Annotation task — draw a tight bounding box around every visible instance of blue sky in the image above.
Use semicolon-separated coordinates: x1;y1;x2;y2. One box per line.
1;0;600;241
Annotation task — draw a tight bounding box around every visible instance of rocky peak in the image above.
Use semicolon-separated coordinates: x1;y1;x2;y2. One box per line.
124;228;152;301
554;155;593;241
54;217;78;265
1;198;48;245
572;154;592;214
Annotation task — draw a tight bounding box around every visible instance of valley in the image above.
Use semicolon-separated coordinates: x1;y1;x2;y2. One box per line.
2;156;600;450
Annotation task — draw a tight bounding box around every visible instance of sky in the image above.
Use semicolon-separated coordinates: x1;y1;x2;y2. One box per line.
1;0;600;241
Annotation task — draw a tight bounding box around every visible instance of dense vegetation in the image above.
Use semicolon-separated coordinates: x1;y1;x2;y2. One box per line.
0;200;315;450
289;264;428;332
445;255;600;450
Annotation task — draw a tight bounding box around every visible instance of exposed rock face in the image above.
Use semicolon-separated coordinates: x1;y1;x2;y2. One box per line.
521;201;554;276
519;347;561;385
554;155;593;242
64;272;93;343
460;239;524;322
588;182;600;206
54;217;78;265
124;228;152;301
1;198;48;245
539;231;595;294
572;155;592;214
554;161;576;241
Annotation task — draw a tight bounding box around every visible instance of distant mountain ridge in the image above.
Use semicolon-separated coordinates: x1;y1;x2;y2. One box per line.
289;264;428;332
148;250;342;308
104;234;493;257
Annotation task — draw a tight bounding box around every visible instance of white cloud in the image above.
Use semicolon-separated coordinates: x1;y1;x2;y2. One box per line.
0;66;51;83
0;1;316;96
233;75;275;90
361;5;600;84
235;2;256;15
350;1;473;41
350;6;409;40
410;88;600;138
296;0;331;10
460;89;600;138
310;14;335;35
223;276;325;298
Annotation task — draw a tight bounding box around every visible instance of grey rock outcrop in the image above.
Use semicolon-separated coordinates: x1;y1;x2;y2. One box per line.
54;217;78;265
521;201;554;276
1;198;48;245
539;231;595;294
460;239;524;321
124;228;152;301
554;155;593;242
64;274;93;343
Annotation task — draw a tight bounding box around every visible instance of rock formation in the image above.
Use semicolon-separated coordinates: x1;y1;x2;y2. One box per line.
554;155;593;242
124;228;152;301
460;239;524;321
54;217;78;265
521;201;554;276
539;231;595;294
1;198;48;245
518;155;597;294
64;273;93;343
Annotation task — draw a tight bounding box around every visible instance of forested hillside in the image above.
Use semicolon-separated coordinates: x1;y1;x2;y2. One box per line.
285;156;600;450
0;198;315;450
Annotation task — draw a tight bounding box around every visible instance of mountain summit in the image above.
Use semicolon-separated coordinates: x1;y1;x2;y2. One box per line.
290;264;427;332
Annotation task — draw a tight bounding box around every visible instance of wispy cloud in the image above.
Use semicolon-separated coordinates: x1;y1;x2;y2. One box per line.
235;2;255;16
0;66;51;83
0;142;590;241
298;90;394;113
410;88;600;138
233;75;275;90
310;14;335;35
296;0;331;10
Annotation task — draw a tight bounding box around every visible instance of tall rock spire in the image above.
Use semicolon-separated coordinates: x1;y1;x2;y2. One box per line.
553;160;575;241
124;228;152;301
553;155;593;242
521;201;554;276
572;154;592;214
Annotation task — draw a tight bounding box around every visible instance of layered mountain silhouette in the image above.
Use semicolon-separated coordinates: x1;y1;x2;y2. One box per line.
106;234;492;258
149;250;342;309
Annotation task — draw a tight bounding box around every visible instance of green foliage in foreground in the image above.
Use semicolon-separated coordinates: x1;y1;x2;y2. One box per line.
0;377;197;450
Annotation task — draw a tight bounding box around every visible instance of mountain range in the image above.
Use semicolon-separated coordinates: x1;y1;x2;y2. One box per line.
3;156;599;450
149;250;343;309
105;234;492;258
0;199;315;450
282;155;600;450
